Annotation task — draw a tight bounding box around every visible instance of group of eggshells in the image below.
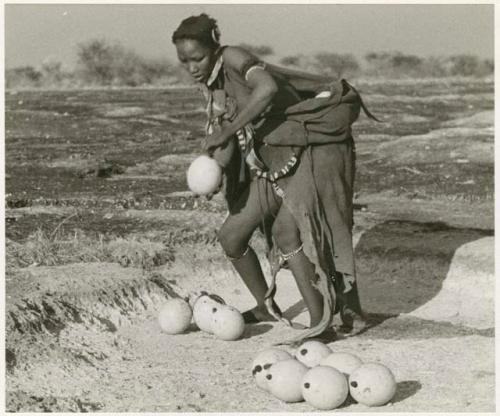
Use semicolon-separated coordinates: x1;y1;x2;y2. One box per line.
158;294;246;341
252;341;396;410
158;296;396;410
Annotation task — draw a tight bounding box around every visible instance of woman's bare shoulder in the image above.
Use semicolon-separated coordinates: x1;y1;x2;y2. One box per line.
222;46;260;71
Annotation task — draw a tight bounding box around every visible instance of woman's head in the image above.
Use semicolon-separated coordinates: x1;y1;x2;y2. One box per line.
172;14;221;83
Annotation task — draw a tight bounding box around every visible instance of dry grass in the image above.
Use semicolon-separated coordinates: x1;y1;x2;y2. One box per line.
6;228;174;270
107;237;174;269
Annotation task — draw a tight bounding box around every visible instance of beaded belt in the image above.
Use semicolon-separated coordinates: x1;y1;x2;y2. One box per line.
236;126;300;184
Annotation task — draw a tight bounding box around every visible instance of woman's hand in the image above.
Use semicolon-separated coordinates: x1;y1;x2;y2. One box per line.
212;137;236;168
203;130;231;155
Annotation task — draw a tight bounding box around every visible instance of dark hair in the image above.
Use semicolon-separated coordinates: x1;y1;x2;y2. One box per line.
172;14;221;49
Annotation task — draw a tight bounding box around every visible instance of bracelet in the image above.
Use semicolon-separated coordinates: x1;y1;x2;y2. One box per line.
280;244;304;262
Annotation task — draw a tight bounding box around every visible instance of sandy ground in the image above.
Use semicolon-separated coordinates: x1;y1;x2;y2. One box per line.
5;208;495;412
5;87;494;412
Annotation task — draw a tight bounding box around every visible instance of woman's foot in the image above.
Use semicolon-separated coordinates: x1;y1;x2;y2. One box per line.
242;304;282;324
337;306;368;337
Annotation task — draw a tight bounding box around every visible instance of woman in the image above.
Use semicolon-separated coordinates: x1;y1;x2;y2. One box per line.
172;14;370;344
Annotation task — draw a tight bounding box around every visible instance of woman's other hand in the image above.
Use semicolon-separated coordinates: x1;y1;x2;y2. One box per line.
203;130;231;154
211;137;235;168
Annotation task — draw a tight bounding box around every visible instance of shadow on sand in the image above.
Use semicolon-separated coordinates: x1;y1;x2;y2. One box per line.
354;220;491;329
340;380;422;409
392;380;423;403
242;323;274;339
280;220;492;335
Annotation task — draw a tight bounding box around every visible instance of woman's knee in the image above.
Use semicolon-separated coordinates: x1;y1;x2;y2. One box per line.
218;224;251;259
272;215;301;254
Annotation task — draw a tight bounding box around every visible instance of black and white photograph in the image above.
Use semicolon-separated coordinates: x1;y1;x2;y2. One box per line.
3;1;496;412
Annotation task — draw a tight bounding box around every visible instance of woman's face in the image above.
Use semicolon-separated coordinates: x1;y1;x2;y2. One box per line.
175;39;216;83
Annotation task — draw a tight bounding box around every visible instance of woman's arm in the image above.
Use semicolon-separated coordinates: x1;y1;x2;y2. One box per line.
205;47;278;152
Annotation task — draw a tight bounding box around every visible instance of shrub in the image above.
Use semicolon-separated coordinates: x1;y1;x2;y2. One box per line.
278;54;318;73
419;56;448;78
41;58;63;83
365;51;425;77
445;54;494;77
5;66;42;88
313;52;360;78
483;59;494;74
364;51;494;78
75;38;176;86
107;237;174;269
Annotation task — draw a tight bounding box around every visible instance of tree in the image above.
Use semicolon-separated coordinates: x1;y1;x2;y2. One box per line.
483;59;494;74
76;38;176;86
76;39;116;84
5;66;42;88
391;54;422;69
41;57;64;84
420;56;447;77
364;51;424;77
447;55;481;77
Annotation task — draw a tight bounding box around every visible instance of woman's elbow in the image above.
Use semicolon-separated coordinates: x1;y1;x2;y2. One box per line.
259;81;278;103
266;81;279;98
248;69;278;101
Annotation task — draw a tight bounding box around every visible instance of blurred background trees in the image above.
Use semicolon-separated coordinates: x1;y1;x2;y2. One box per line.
5;38;494;89
236;43;274;58
314;52;360;78
75;39;176;86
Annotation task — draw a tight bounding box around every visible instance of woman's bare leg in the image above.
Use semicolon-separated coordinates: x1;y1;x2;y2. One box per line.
272;205;323;327
218;179;281;321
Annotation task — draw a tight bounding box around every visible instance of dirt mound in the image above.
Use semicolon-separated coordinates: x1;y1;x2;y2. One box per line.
407;237;494;329
377;127;493;165
6;226;495;412
5;261;190;411
6;262;179;336
101;106;145;117
442;110;493;128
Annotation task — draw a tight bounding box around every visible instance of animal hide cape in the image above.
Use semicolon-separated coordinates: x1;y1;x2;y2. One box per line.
217;63;376;345
259;64;379;147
